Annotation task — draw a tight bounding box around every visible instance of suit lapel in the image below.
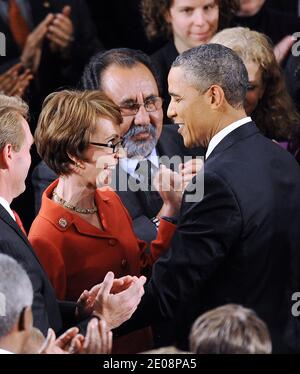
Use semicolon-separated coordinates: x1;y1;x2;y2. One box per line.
0;205;46;267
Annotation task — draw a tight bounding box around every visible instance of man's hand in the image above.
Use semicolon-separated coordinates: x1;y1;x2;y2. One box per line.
21;13;54;72
38;327;80;354
179;158;204;190
47;6;74;52
79;319;112;354
75;276;135;320
92;272;146;330
0;63;33;97
154;165;183;217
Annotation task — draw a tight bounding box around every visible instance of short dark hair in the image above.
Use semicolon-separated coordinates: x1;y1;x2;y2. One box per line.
189;304;272;354
35;90;122;176
172;43;248;108
81;48;162;94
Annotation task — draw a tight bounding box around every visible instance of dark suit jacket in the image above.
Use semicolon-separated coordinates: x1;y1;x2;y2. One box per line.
32;125;205;243
121;122;300;353
0;204;85;336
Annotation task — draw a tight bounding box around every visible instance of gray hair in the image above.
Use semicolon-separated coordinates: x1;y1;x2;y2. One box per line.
172;44;248;108
0;254;33;338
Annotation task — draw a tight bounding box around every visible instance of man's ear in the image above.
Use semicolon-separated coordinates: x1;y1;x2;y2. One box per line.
18;306;33;332
0;144;13;169
205;85;225;109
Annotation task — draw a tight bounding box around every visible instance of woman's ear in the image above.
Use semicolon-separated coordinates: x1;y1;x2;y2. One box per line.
67;153;85;170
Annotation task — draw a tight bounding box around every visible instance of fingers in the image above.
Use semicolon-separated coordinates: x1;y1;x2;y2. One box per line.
77;289;89;306
62;5;72;18
34;13;54;41
38;328;56;354
95;271;114;305
180;158;203;175
55;327;79;349
47;25;72;47
274;35;296;64
68;334;84;354
82;318;99;354
47;10;73;48
98;320;113;354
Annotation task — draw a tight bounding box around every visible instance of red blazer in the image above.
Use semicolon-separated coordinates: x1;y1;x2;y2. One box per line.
29;180;176;301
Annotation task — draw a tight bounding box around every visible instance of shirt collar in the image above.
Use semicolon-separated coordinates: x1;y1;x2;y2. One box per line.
206;117;252;159
119;147;159;178
0;196;15;221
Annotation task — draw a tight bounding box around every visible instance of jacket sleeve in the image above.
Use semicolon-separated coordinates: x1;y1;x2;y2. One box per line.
29;235;67;300
0;239;52;335
115;195;177;269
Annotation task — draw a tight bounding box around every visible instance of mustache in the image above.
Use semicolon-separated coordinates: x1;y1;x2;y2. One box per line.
123;124;156;140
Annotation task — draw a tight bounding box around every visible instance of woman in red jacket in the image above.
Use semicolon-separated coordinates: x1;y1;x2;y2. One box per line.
29;90;179;352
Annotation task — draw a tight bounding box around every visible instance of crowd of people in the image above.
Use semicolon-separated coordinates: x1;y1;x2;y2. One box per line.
1;0;300;355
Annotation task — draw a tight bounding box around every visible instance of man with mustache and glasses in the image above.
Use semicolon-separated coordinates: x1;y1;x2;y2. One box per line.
32;48;205;244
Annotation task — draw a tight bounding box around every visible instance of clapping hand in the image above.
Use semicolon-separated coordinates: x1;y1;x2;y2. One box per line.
0;63;33;97
47;6;74;53
76;275;135;320
92;272;146;330
21;13;54;72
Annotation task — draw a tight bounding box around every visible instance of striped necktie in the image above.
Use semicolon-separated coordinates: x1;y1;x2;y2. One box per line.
8;0;30;49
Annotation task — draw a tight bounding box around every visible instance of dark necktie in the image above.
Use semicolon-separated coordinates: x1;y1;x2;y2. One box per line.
8;0;30;49
135;159;162;218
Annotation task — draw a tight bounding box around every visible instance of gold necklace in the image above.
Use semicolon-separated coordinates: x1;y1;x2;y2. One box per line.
52;188;98;215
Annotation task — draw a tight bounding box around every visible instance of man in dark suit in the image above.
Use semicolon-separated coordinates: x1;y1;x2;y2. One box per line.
0;94;146;338
117;44;300;353
32;48;205;243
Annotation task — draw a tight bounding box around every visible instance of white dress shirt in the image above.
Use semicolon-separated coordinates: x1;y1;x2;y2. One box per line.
0;348;13;354
206;117;252;159
119;147;160;180
0;197;15;221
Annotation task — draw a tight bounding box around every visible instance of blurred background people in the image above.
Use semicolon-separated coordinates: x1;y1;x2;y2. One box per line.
141;0;239;120
211;27;300;161
233;0;300;64
189;304;272;354
0;0;102;112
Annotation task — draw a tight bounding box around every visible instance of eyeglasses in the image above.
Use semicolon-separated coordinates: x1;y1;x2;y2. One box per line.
89;139;123;154
119;96;163;117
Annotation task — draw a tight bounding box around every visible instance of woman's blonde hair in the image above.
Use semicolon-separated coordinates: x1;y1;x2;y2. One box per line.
35;90;122;175
211;27;300;140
